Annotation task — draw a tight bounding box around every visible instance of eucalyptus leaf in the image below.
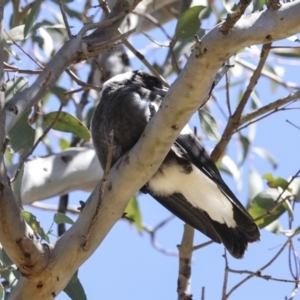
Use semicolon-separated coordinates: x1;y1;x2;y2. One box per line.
22;211;50;243
253;147;277;169
238;133;250;166
43;112;91;141
64;271;87;300
175;6;206;39
24;0;43;38
5;77;29;102
199;110;221;142
8;110;35;157
124;197;142;232
248;189;287;228
262;173;291;191
54;212;75;225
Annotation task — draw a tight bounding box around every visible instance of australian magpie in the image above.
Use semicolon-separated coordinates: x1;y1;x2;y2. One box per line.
91;70;260;258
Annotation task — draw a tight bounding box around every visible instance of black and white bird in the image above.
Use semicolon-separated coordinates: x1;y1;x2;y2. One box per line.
91;70;260;258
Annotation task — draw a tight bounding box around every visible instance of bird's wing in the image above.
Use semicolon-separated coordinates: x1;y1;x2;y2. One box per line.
174;133;259;242
146;132;260;258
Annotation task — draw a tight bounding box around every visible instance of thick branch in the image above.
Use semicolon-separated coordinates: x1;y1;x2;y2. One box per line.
7;147;102;204
0;0;49;277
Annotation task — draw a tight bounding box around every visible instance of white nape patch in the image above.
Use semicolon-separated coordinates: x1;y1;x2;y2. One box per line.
104;71;134;85
148;164;236;227
180;124;193;135
99;71;134;99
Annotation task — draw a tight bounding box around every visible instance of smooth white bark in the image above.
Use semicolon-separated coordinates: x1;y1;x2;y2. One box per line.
7;147;102;204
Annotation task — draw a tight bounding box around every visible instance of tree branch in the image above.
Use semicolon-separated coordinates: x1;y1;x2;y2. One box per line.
177;224;194;300
211;43;272;162
6;147;103;204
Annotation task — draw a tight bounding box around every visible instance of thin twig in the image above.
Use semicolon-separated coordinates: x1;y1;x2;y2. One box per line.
4;29;44;68
4;63;42;74
65;69;101;92
228;268;300;284
226;227;300;298
287;119;300;130
235;57;300;90
78;0;141;37
254;195;295;222
211;43;272;162
274;168;300;204
10;102;64;183
57;0;72;39
133;11;173;40
142;216;178;256
99;0;110;16
201;287;205;300
219;0;252;35
192;240;213;251
238;91;300;128
225;68;232;116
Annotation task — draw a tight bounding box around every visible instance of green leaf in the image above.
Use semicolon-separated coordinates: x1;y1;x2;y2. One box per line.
124;197;142;232
3;39;21;61
64;271;87;300
262;173;291;191
238;133;250;166
24;0;43;38
43;112;91;141
248;189;287;228
5;77;29;102
1;247;13;267
198;110;221;142
253;147;277;169
54;212;74;225
175;6;206;39
252;0;267;11
12;165;24;206
8;110;35;156
59;138;70;150
22;211;50;243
